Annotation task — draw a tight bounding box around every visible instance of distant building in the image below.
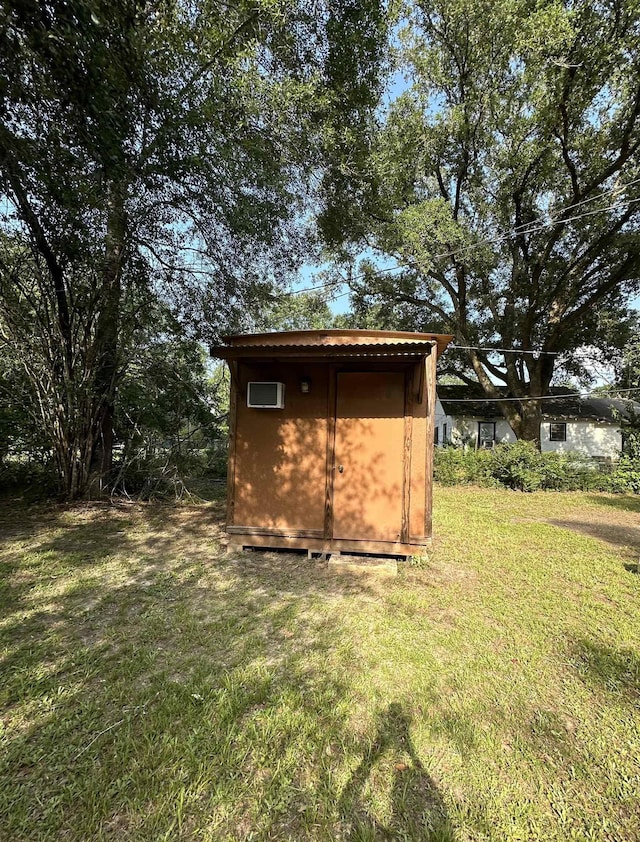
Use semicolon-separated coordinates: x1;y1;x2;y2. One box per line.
435;385;639;459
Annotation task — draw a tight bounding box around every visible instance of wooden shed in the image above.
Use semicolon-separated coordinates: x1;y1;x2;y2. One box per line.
211;329;452;559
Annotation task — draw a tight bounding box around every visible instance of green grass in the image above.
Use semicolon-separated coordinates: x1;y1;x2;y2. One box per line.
1;488;639;841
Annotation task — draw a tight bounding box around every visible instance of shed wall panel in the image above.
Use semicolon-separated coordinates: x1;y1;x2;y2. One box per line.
332;371;405;542
409;370;427;540
233;362;328;531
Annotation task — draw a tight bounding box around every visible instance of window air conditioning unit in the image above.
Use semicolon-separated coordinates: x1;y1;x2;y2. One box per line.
247;381;285;409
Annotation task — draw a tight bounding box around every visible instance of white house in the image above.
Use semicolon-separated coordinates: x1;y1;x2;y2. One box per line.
435;385;638;459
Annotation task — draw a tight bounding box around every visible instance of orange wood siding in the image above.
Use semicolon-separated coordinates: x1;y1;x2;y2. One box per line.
332;371;405;542
219;333;450;553
233;362;328;531
409;373;427;541
423;349;437;538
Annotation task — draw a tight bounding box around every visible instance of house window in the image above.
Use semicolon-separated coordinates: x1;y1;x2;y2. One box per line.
443;423;447;443
549;422;567;442
478;421;496;449
434;426;439;445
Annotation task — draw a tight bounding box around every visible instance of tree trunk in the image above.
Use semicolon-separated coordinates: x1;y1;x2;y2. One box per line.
90;180;126;492
51;422;94;500
502;399;543;448
467;348;552;450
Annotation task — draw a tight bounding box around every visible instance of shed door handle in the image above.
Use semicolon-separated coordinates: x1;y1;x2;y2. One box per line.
337;465;344;473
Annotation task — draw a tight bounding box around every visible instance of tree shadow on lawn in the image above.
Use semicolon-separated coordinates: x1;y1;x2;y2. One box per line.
586;495;640;515
569;636;640;701
0;503;456;841
547;519;640;558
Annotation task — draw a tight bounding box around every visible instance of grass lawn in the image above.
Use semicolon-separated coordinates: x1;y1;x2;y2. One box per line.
1;487;639;841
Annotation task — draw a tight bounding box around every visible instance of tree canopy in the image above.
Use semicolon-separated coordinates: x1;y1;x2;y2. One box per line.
0;0;387;496
323;0;640;442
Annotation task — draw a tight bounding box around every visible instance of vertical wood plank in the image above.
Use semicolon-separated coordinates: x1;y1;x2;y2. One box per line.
323;365;337;539
414;358;425;403
401;367;414;544
424;345;437;539
226;360;239;527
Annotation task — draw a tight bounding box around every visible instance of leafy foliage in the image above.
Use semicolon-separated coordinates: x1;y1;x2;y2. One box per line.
0;296;230;498
431;445;496;487
0;0;388;497
488;442;548;492
250;291;335;332
326;0;640;442
434;441;640;493
112;309;229;497
0;356;43;464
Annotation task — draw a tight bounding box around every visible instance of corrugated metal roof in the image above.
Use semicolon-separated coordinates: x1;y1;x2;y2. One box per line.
222;338;436;347
218;341;434;350
211;341;440;360
222;328;449;345
211;329;453;358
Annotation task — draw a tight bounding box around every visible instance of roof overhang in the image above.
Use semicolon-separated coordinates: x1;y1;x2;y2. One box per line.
210;330;454;362
210;341;438;362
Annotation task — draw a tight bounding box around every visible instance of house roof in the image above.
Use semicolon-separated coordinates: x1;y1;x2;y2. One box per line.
437;384;640;423
211;329;454;360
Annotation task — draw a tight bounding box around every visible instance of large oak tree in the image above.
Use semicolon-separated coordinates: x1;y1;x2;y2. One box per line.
323;0;640;443
0;0;386;497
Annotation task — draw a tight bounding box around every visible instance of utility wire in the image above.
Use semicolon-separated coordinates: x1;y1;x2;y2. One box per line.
287;186;640;298
288;278;344;295
439;386;640;403
288;267;399;296
511;175;640;225
454;197;640;257
449;344;559;356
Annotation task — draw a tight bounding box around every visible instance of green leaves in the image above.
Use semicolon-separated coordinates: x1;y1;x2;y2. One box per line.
0;0;390;496
396;199;469;269
326;0;640;441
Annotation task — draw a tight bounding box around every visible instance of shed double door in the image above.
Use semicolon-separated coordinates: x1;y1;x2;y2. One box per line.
332;371;405;542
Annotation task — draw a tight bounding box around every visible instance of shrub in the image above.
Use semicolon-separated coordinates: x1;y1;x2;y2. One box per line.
608;457;640;494
536;452;606;492
0;458;58;499
434;442;640;493
434;446;494;486
489;441;544;492
110;439;228;500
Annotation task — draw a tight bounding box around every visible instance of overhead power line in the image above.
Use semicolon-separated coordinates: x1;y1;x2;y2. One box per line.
287;183;640;298
449;344;559;357
459;196;640;256
439;386;640;403
288;279;341;295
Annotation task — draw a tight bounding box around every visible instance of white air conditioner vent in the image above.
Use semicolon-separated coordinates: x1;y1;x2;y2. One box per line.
247;381;285;409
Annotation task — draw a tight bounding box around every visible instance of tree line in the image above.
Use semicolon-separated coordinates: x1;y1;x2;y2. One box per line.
1;0;639;499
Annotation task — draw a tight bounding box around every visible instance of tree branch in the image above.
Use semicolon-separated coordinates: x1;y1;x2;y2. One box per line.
138;12;262;168
0;136;72;371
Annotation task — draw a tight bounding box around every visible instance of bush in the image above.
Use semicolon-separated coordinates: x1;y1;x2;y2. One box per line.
608;457;640;494
108;435;229;501
0;458;58;499
489;441;545;492
433;446;495;486
434;442;640;493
